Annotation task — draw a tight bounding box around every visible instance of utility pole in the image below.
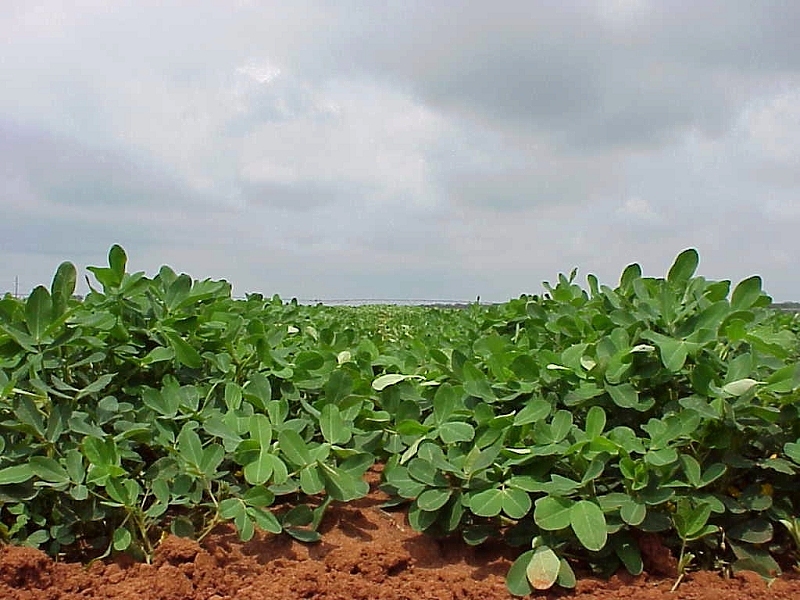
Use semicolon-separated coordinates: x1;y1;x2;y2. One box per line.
14;276;18;299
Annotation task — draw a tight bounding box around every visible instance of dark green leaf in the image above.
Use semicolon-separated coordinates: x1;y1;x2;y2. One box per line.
506;550;535;596
25;286;53;343
108;244;128;282
29;457;70;484
165;332;202;369
731;276;762;311
0;465;34;485
667;248;699;286
76;373;115;400
51;261;77;316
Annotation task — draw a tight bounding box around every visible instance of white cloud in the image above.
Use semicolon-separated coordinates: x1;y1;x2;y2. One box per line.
618;197;659;220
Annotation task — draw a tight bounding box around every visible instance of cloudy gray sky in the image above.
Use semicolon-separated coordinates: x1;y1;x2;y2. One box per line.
3;0;800;302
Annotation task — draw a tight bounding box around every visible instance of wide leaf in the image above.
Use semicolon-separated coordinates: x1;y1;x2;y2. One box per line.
570;500;607;551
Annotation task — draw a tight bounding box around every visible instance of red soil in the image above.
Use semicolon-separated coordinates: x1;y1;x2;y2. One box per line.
2;468;799;600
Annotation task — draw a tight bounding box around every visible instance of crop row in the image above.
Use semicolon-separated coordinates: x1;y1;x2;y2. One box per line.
1;246;800;594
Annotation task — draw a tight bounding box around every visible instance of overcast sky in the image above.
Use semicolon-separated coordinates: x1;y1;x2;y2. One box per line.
3;1;800;302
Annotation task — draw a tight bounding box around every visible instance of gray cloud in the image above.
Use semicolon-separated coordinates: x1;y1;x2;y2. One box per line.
316;1;800;150
1;121;213;210
2;1;800;301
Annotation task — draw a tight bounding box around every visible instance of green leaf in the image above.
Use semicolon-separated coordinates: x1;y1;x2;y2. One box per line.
372;373;423;391
408;503;438;531
614;534;643;576
667;248;699;286
729;518;773;544
219;497;244;519
417;488;452;511
65;450;84;483
245;373;272;410
730;540;781;579
620;262;642;290
82;437;119;467
506;550;535;596
25;286;53;343
279;430;312;467
557;558;576;589
249;414;273;447
722;378;760;397
645;448;678;467
165;274;192;311
282;505;313;527
396;419;430;436
534;496;572;531
318;463;368;502
437;421;475;444
526;545;561;590
731;276;762;311
659;339;687;372
178;426;204;470
324;369;353;403
462;362;496;401
247;506;282;534
408;458;447;487
502;488;532;520
584;406;606;438
674;501;713;540
76;373;116;400
224;382;243;411
113;527;132;551
106;478;140;507
295;350;324;371
165;332;202;369
620;498;646;526
320;404;351;445
570;500;607;551
681;454;702;487
469;488;504;517
285;527;321;543
244;450;274;485
514;399;551;426
109;244;128;282
203;417;242;451
432;384;457;424
0;464;34;485
0;323;37;352
50;261;77;317
700;463;727;486
141;346;175;365
606;384;639;409
785;441;800;464
550;410;573;442
29;457;70;484
16;396;45;437
299;465;325;495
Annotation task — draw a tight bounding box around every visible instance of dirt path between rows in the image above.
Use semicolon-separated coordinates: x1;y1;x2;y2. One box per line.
2;468;799;600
